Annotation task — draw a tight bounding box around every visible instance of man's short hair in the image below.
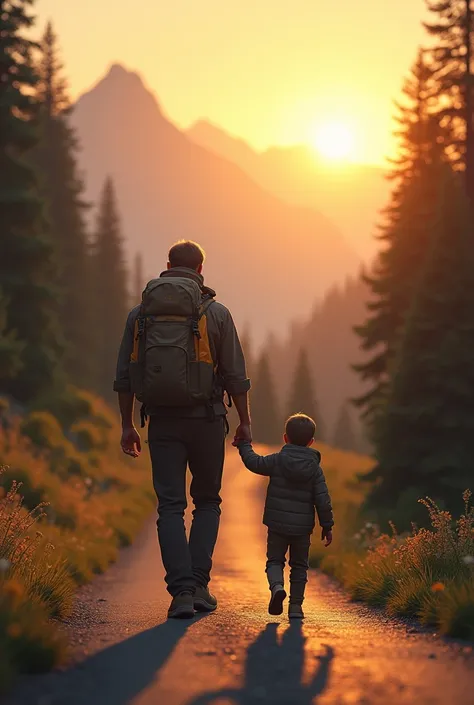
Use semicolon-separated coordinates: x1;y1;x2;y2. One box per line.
285;413;316;446
168;240;206;270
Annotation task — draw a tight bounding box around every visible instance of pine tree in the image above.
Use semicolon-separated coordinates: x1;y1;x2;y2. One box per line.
286;348;324;440
369;166;474;522
251;351;281;445
133;252;144;306
354;51;444;433
333;402;356;452
240;324;254;381
92;177;129;401
0;0;63;403
32;21;92;387
425;0;474;199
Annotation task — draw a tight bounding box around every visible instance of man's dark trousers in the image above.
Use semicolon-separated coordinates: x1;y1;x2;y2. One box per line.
148;415;226;596
266;530;311;604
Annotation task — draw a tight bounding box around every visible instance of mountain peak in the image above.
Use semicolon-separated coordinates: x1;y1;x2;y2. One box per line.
75;62;166;124
104;62;144;87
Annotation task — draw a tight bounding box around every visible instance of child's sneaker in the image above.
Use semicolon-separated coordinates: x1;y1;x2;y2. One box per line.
288;602;304;619
268;584;287;615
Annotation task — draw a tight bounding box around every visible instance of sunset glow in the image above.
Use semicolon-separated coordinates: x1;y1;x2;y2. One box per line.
35;0;426;166
312;122;356;161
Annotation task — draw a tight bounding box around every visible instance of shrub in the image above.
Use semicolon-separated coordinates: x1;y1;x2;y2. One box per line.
0;394;154;690
312;480;474;640
71;420;108;452
20;412;64;452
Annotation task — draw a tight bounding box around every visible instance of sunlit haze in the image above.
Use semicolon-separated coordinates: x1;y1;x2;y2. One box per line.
312;122;356;162
35;0;426;165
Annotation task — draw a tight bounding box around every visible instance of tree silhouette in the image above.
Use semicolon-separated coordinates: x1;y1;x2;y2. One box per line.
33;21;92;388
251;351;281;446
333;402;356;452
133;252;144;306
354;51;444;436
425;0;474;200
287;349;323;440
91;178;129;401
369;165;474;523
0;2;63;402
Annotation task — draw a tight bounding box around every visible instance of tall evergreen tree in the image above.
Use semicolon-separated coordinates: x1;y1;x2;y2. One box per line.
333;402;356;452
354;51;444;434
32;21;92;387
92;177;129;401
251;351;281;445
133;252;144;306
425;0;474;199
287;348;324;440
368;166;474;522
0;0;62;403
240;324;254;381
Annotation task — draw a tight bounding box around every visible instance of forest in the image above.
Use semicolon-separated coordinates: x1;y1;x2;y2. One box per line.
1;0;474;692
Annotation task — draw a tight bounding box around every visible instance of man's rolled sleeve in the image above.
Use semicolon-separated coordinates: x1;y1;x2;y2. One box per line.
216;308;251;396
113;307;139;393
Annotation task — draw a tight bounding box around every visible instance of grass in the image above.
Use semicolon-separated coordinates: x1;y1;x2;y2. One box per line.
0;389;154;693
306;443;474;641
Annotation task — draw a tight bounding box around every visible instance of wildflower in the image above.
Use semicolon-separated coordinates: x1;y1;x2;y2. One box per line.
431;582;445;593
462;555;474;565
353;533;361;540
365;522;373;529
0;558;11;573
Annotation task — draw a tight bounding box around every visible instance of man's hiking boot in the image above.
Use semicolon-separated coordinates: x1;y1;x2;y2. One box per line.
268;584;287;615
168;591;195;619
288;602;304;619
194;585;218;612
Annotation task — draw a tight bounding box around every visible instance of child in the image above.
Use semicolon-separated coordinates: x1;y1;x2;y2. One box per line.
235;413;333;619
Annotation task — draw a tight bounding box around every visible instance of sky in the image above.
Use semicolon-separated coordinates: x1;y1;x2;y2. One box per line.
35;0;427;165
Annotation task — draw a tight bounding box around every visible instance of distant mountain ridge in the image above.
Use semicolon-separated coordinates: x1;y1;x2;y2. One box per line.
188;119;390;262
72;64;359;339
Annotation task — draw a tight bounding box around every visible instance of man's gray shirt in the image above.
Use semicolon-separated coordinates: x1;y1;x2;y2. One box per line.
113;268;250;417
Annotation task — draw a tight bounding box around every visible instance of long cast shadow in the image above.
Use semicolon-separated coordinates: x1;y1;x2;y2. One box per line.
188;622;334;705
39;616;204;705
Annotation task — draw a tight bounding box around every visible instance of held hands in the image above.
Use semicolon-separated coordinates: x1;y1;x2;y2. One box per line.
120;425;141;458
232;423;252;447
321;527;333;547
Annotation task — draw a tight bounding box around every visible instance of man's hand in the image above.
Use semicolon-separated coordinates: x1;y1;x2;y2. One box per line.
232;423;252;447
121;425;141;457
321;527;333;547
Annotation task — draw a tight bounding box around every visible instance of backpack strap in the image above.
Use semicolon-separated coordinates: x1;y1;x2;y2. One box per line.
199;294;215;319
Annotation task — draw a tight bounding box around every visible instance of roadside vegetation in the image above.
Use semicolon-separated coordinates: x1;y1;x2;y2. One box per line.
0;390;154;693
310;444;474;641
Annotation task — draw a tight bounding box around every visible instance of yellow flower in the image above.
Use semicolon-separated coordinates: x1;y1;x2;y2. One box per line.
431;582;445;593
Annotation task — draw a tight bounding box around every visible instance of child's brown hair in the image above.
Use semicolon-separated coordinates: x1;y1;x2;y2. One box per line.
285;413;316;446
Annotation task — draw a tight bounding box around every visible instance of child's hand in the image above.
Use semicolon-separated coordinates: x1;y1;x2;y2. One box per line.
321;527;333;547
232;424;252;447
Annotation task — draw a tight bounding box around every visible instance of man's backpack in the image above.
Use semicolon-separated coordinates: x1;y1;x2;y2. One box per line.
129;276;216;407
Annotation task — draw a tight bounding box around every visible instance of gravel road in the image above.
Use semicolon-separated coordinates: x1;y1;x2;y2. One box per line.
5;451;474;705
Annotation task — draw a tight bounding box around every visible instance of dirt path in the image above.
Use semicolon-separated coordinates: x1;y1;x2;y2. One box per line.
5;452;474;705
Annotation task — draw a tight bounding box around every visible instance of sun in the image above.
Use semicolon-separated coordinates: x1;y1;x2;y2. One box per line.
311;122;355;161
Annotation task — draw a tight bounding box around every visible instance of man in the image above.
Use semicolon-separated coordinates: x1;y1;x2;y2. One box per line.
114;240;251;618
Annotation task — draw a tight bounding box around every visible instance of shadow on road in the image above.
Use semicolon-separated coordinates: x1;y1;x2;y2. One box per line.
187;622;334;705
52;616;205;705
